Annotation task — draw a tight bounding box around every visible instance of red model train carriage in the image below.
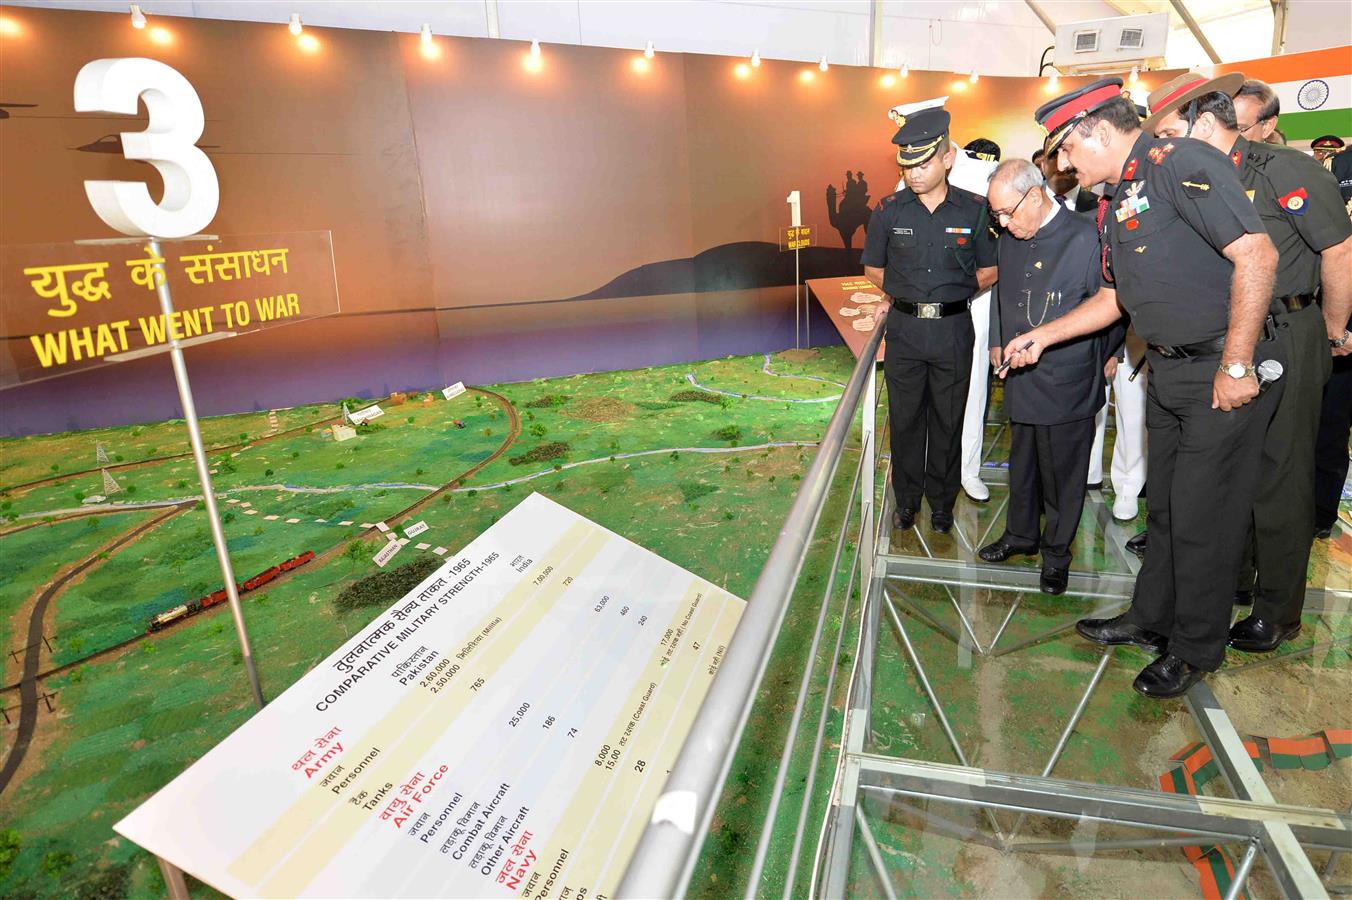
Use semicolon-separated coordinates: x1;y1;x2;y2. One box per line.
146;550;315;632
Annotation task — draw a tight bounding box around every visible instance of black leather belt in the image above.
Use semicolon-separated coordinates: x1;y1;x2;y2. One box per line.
1148;336;1228;359
1149;316;1280;359
894;300;969;320
1273;293;1316;315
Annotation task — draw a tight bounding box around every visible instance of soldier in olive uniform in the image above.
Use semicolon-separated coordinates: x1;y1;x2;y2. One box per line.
1143;73;1352;652
1002;78;1281;698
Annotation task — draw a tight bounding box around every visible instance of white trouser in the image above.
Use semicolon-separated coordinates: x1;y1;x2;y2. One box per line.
960;288;992;482
1088;332;1148;498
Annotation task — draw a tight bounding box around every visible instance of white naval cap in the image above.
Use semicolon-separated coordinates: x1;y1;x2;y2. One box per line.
888;96;949;123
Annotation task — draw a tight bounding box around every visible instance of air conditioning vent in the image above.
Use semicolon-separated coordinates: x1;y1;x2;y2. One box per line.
1055;13;1169;73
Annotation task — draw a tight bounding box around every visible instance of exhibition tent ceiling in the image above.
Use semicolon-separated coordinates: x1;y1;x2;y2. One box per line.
1;0;1335;74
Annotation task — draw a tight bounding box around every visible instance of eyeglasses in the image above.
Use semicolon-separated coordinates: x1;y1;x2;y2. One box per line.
1237;118;1268;137
990;186;1036;221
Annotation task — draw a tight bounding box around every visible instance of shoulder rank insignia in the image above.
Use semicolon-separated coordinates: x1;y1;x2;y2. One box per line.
1230;149;1242;168
1148;142;1176;165
1123;158;1139;180
1278;187;1309;215
1181;174;1211;198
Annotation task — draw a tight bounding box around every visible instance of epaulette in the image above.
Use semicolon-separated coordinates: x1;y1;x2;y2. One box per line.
876;192;902;212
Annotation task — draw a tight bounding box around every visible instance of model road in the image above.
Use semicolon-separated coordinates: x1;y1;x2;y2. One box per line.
0;503;189;797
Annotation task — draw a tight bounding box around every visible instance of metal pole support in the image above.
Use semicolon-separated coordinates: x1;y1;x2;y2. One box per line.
149;239;265;711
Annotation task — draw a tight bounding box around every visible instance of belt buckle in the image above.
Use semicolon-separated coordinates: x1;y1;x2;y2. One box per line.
917;302;940;319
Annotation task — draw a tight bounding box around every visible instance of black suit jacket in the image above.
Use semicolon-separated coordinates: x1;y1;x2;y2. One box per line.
990;203;1116;425
1056;188;1099;214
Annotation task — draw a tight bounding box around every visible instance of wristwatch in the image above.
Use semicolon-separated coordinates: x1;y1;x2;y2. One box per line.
1219;361;1255;379
1331;329;1351;349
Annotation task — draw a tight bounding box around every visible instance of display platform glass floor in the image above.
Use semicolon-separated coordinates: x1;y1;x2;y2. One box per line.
823;401;1352;900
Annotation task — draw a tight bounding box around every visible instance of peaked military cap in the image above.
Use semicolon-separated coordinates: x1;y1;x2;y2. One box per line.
890;98;951;167
1035;76;1125;155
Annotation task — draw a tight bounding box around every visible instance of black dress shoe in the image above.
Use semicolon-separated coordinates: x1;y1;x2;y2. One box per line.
1228;616;1301;653
1233;589;1253;607
1315;525;1334;540
977;538;1038;563
1125;530;1147;559
1086;480;1104;490
893;506;917;531
1075;613;1168;653
1133;653;1205;699
931;511;953;534
1040;565;1069;595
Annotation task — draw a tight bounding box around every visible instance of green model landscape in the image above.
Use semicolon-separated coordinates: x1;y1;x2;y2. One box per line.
0;347;869;898
1;345;1347;899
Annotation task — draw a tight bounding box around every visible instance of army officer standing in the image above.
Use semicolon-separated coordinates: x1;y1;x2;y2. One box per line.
863;104;998;534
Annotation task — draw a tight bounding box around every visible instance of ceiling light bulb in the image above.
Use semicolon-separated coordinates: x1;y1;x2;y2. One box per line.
130;3;146;29
751;49;760;67
969;70;979;83
530;39;541;57
819;55;828;72
644;41;654;59
420;24;433;46
289;13;302;35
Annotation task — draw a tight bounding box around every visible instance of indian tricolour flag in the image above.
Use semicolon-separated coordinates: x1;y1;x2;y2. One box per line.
1213;46;1352;143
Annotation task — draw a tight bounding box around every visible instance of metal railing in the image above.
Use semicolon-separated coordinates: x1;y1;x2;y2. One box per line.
617;325;884;898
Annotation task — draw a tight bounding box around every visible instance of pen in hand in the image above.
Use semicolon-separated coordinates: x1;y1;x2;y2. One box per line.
995;340;1034;376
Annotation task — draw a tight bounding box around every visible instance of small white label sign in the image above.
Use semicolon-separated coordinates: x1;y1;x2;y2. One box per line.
372;540;401;568
441;382;465;400
349;404;384;425
404;521;429;539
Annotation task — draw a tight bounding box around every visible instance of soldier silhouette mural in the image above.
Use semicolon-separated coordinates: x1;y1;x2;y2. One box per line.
826;170;871;258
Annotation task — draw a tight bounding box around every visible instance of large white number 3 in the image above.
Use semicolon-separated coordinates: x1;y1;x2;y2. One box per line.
73;58;219;238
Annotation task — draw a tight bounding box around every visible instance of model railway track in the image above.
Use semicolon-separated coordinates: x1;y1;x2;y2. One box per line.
0;504;177;538
380;387;522;527
0;387;523;695
0;412;344;495
0;503;190;797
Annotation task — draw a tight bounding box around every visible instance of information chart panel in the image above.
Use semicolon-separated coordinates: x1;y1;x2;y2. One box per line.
116;493;744;898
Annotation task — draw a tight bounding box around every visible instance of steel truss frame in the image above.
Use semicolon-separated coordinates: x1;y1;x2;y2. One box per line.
815;421;1351;899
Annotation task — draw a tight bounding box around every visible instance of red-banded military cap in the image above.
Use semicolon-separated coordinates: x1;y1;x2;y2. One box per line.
1034;76;1125;155
1311;134;1346;151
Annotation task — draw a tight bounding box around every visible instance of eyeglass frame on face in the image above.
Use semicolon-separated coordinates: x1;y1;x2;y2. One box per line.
1236;116;1268;137
990;185;1038;222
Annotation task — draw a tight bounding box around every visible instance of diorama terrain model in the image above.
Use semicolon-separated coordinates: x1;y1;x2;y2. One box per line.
1;346;1348;899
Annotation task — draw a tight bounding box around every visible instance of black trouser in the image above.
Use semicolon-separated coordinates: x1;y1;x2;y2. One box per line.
884;308;973;516
1123;350;1283;671
1002;417;1095;570
1315;354;1352;530
1236;305;1330;625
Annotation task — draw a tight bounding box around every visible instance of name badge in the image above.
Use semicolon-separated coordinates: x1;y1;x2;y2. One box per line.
892;227;914;235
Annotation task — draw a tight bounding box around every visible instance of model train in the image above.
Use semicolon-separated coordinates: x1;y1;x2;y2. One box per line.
147;550;315;633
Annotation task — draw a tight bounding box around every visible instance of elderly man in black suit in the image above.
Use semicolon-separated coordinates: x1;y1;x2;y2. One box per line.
979;159;1122;593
